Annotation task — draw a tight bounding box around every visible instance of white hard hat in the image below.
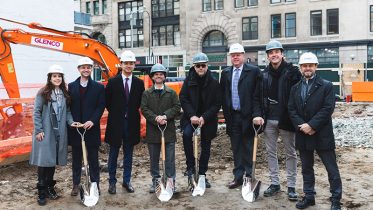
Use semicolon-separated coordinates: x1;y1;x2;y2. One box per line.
299;52;319;65
229;43;245;54
48;64;64;74
77;57;94;67
120;50;136;62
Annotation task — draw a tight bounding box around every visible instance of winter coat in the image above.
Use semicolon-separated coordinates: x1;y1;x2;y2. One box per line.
68;77;105;147
141;85;181;144
220;63;261;136
179;67;221;141
105;74;145;147
30;90;74;167
253;61;301;131
288;75;336;151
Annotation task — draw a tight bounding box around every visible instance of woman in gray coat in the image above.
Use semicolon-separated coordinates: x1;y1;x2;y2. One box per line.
29;65;78;206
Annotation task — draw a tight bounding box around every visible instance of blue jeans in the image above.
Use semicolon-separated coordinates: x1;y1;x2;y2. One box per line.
107;118;134;185
182;123;212;175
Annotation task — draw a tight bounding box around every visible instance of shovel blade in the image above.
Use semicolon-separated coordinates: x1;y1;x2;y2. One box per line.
80;182;99;207
242;177;261;203
192;175;206;196
156;178;173;202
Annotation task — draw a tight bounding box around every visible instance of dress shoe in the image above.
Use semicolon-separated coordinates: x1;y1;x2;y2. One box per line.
264;184;281;197
288;187;298;201
296;197;315;209
331;201;342;210
70;184;79;196
108;183;116;194
122;182;135;193
228;179;243;189
205;178;211;188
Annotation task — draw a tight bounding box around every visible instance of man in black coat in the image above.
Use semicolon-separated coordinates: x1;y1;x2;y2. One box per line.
220;43;261;189
253;40;301;200
288;52;342;210
68;57;105;196
179;52;221;189
105;50;145;194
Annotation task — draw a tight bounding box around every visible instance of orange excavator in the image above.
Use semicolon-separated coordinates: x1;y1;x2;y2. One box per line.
0;18;182;165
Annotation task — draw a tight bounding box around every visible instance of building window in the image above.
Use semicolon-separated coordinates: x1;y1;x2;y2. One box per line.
119;28;144;48
203;30;227;47
270;0;281;4
371;6;373;32
248;0;258;6
152;24;179;46
118;1;144;48
215;0;223;10
271;14;281;38
152;0;179;17
86;2;91;14
285;13;296;37
285;0;296;2
93;0;99;15
202;0;212;11
310;10;322;36
327;9;339;34
368;46;373;63
235;0;244;8
118;1;143;22
102;0;107;14
242;17;258;40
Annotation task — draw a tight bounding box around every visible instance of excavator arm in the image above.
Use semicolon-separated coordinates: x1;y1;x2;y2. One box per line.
0;18;120;101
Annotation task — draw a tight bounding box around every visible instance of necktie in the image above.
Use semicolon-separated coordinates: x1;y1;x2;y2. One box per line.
124;77;129;101
232;68;240;110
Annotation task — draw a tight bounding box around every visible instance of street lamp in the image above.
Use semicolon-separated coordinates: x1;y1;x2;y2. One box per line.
142;6;152;59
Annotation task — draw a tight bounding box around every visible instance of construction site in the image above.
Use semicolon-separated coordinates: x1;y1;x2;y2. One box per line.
1;0;373;209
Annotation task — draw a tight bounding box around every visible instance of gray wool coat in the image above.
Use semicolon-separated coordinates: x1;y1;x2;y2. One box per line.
30;90;74;167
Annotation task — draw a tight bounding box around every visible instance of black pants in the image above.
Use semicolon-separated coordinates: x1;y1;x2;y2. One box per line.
37;166;55;186
182;123;212;175
299;149;342;202
230;111;254;180
72;145;100;186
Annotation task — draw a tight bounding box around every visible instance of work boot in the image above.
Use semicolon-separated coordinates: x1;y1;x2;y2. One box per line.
183;169;195;177
263;184;281;197
331;201;342;210
37;183;47;206
108;183;116;194
71;184;79;196
288;187;298;201
46;180;59;200
296;197;315;209
149;179;158;193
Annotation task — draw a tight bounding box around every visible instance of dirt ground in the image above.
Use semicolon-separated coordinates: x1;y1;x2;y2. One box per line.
1;104;373;210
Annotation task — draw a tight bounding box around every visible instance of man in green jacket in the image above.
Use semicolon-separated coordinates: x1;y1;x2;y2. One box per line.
141;63;181;193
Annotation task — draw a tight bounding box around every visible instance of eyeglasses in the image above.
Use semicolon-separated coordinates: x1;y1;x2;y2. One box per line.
195;64;207;68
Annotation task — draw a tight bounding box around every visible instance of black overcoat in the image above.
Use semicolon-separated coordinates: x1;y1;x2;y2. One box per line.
179;67;221;141
220;63;261;136
288;75;336;150
105;74;145;147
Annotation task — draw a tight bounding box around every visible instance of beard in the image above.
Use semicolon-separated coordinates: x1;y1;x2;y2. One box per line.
302;71;315;79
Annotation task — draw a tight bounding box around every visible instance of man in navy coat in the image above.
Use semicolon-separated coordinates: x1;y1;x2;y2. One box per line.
68;57;105;196
288;52;342;210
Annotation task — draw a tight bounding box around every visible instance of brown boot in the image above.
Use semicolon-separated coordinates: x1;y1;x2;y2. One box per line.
70;184;79;196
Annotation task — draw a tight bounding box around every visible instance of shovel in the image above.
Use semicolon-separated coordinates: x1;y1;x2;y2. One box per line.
155;123;174;202
76;126;99;207
190;123;206;197
242;124;262;203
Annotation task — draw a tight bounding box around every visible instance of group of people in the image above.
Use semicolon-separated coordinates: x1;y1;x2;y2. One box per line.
30;40;342;210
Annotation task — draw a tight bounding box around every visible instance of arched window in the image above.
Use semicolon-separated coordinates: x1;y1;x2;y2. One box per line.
202;30;227;47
